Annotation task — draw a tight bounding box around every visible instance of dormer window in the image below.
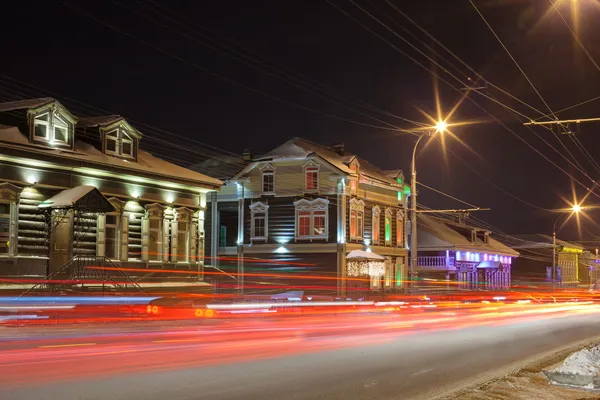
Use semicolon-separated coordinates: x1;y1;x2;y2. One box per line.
105;128;135;158
33;111;70;145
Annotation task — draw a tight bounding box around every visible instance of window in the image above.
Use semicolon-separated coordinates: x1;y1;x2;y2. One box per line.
148;217;161;261
173;208;192;263
33;112;70;144
349;198;365;240
262;170;274;194
305;166;319;191
105;128;135;158
178;220;190;263
250;202;269;240
294;198;329;239
0;203;9;254
372;206;381;244
396;210;404;247
385;208;392;245
298;211;311;236
105;214;119;259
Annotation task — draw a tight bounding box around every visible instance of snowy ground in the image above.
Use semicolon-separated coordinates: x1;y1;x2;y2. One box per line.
444;342;600;400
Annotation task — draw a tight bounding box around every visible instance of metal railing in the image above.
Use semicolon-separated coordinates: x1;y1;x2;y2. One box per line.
417;256;456;270
20;255;144;296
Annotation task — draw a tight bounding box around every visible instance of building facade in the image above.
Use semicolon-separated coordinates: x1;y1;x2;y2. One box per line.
0;98;221;278
415;215;518;290
206;138;410;295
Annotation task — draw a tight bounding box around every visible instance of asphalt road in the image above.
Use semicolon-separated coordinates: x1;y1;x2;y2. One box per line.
3;306;600;400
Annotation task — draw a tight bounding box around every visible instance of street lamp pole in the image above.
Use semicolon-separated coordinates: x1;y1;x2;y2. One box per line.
410;134;427;286
410;120;447;288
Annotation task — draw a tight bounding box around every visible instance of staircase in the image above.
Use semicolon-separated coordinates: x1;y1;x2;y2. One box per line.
20;255;144;296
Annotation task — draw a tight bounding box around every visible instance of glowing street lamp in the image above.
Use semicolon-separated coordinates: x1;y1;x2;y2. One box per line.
410;121;448;284
551;204;582;287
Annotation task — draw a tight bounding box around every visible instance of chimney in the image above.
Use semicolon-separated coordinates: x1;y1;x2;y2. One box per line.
331;143;345;156
243;148;253;163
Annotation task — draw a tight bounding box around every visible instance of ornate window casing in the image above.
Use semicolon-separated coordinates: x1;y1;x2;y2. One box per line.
349;198;365;240
173;207;193;263
396;210;404;247
145;203;165;262
260;163;275;195
0;183;20;256
249;201;269;241
372;205;381;245
294;198;329;240
304;161;319;192
384;208;393;245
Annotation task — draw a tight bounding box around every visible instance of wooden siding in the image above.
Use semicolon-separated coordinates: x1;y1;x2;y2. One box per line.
357;183;398;206
244;195;337;245
240;159;341;198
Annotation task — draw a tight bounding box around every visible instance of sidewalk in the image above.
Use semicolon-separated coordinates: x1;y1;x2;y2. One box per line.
0;280;213;295
441;336;600;400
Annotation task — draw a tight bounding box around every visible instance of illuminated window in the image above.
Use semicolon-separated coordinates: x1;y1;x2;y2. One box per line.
294;198;329;239
349;198;365;240
298;211;311;236
33;112;69;144
305;166;319;191
384;208;392;245
250;202;269;241
173;209;192;263
396;210;404;247
372;206;381;244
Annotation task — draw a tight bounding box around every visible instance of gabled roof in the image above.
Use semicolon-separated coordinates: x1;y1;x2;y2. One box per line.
77;115;142;138
189;155;246;181
417;215;519;257
38;186;115;213
0;98;55;112
235;137;401;188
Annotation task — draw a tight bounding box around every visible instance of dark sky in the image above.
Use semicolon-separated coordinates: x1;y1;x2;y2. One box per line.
2;0;600;243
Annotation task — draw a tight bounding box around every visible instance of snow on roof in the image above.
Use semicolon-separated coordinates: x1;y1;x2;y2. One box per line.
418;215;519;257
38;185;115;212
250;137;401;187
505;234;583;250
0;125;222;188
346;249;386;260
0;98;55;112
77;115;124;127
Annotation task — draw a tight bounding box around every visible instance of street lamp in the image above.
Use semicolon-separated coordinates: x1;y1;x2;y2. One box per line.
551;204;581;288
410;120;447;286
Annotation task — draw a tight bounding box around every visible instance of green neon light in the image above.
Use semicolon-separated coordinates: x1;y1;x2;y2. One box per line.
385;219;391;242
404;185;411;195
397;191;402;201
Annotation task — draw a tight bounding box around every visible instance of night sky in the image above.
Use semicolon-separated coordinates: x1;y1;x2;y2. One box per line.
2;0;600;243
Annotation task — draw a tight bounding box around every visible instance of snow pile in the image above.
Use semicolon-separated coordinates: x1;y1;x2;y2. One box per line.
553;346;600;376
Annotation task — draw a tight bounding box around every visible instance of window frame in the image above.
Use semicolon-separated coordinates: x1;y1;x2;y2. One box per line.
33;111;70;145
249;202;269;241
384;208;393;245
396;210;404;247
372;206;381;245
105;213;120;260
349;198;365;240
0;201;13;256
304;164;319;192
104;128;136;159
294;198;329;240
